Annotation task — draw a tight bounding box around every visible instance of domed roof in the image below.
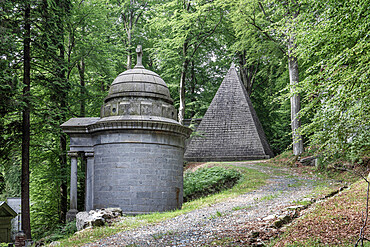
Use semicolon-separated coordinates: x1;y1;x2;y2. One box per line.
104;46;173;104
105;68;173;104
100;45;177;120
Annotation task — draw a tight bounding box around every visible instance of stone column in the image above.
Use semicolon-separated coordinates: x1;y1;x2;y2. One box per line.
85;152;94;211
66;151;78;221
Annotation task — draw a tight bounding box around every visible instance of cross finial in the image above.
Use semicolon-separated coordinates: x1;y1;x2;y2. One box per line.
135;45;144;68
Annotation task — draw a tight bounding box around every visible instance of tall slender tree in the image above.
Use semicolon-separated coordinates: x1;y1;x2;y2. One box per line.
227;0;304;155
150;0;223;124
286;0;303;156
56;0;70;222
21;0;32;240
111;0;148;70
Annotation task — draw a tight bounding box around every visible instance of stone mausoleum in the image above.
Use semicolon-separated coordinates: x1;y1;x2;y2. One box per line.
61;46;191;220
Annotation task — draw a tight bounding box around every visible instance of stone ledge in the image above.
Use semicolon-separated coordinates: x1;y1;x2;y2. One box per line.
61;116;192;138
184;155;270;162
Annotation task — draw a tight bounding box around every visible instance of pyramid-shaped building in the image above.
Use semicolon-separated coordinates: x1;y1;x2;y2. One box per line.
184;64;274;162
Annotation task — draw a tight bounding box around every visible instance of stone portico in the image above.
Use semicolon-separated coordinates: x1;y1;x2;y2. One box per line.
61;46;191;220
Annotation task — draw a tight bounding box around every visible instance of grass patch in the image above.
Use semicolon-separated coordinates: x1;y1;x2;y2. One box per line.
292;198;313;207
57;163;268;246
270;180;370;246
183;166;242;202
208;210;224;219
232;205;252;211
256;191;282;202
287;181;305;188
210;236;234;245
151;230;177;240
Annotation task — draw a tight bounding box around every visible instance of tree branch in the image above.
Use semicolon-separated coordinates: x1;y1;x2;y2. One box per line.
134;2;148;26
258;1;273;23
246;20;286;55
190;10;223;59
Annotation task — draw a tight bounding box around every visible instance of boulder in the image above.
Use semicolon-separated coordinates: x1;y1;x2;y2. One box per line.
273;215;292;228
49;241;61;246
286;205;307;211
262;214;277;221
299;156;316;166
76;208;123;231
76;211;90;231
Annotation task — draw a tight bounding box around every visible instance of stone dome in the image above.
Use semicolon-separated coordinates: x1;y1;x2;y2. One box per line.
100;46;177;120
105;68;173;104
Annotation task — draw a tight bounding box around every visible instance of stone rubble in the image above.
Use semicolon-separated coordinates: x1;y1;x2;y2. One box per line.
76;208;123;231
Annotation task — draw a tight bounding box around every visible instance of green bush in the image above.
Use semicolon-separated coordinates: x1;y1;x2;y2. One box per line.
183;166;242;202
34;220;77;244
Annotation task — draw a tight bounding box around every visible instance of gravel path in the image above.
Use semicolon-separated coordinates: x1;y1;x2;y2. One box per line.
84;162;322;247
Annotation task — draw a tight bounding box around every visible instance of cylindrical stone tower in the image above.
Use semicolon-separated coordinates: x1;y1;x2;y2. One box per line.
92;46;191;213
62;45;191;215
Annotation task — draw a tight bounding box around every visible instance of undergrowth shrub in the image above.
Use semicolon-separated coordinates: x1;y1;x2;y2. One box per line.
183;166;242;202
34;220;77;244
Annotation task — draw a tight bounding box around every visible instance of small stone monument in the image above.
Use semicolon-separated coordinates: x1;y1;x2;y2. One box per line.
14;231;26;247
61;45;191;219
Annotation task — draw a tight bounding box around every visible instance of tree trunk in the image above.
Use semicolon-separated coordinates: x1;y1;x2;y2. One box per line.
188;61;196;118
21;1;32;240
238;51;257;96
178;63;188;125
288;36;304;156
77;53;85;117
126;12;133;70
59;131;68;223
178;40;189;125
57;1;68;223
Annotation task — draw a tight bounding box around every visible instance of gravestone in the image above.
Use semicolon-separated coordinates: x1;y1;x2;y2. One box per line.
184;63;273;161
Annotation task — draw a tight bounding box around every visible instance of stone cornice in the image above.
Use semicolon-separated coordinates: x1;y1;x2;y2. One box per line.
61;116;192;138
67;151;79;157
89;118;192;138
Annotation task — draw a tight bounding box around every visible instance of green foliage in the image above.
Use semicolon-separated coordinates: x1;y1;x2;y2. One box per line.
148;0;227;119
183;166;242;202
0;162;21;200
0;0;23;200
296;0;370;162
36;220;77;244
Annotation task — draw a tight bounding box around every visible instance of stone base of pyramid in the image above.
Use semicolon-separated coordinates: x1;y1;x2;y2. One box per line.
185;155;270;162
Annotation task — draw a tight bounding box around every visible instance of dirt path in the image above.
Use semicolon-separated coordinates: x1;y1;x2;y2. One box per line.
84;162;324;246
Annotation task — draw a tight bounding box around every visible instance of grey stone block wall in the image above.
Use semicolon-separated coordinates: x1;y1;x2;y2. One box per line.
93;131;184;214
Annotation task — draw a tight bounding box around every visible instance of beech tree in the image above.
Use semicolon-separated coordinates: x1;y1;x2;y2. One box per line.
226;0;304;155
149;0;223;124
296;0;370;162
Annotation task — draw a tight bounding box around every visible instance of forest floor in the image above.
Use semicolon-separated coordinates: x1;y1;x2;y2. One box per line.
57;158;368;247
